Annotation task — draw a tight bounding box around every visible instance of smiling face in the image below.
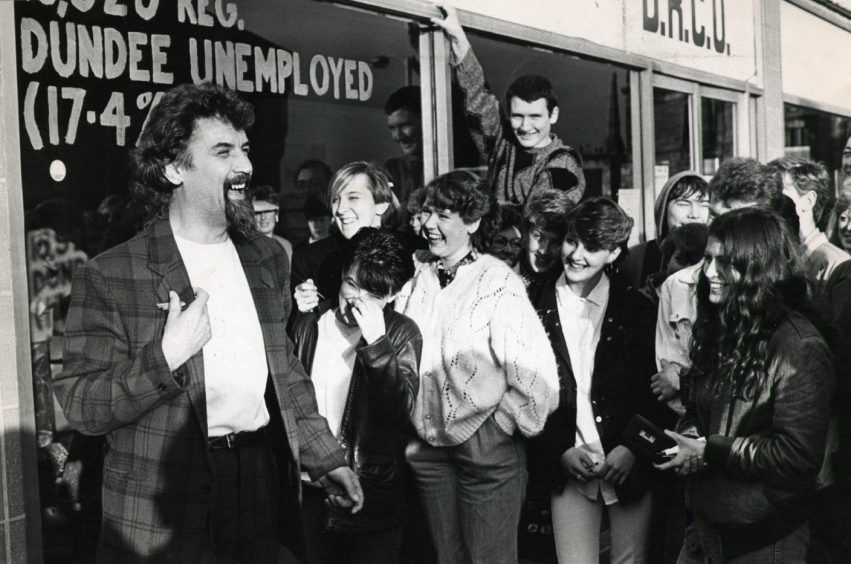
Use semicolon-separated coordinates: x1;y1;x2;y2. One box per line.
667;192;710;230
335;265;391;327
331;174;389;239
490;226;523;266
421;206;479;268
702;236;738;305
839;208;851;251
387;108;422;158
527;226;562;273
166;117;253;231
561;235;620;291
509;97;558;149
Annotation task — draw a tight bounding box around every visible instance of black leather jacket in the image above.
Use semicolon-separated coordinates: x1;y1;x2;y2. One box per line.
527;276;674;504
291;308;422;532
681;311;833;556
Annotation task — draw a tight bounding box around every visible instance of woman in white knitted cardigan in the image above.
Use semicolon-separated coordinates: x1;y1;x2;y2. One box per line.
395;170;560;564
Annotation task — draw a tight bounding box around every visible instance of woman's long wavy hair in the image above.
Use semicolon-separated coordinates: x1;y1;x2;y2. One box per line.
689;207;809;400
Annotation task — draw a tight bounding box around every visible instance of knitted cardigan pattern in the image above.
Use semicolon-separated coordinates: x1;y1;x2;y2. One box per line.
395;251;559;446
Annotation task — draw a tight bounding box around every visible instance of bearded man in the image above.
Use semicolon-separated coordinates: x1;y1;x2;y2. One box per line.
56;82;361;563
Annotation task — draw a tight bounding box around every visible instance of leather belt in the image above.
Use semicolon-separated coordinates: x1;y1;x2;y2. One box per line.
208;426;267;450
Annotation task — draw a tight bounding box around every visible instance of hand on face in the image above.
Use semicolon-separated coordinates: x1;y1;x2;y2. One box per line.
347;297;386;344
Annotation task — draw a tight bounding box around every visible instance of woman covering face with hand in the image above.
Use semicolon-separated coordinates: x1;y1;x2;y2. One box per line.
291;162;410;317
527;197;671;563
657;207;833;563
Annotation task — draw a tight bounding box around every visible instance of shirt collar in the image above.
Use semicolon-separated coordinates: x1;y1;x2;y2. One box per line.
433;249;479;288
556;272;609;306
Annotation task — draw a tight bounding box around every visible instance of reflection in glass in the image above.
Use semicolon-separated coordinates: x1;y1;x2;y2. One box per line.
785;104;851;191
701;98;734;176
654;88;691;177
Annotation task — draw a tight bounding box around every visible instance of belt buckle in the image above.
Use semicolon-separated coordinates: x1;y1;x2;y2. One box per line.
225;433;235;449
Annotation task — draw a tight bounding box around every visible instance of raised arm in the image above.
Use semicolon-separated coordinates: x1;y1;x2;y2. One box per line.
431;5;503;158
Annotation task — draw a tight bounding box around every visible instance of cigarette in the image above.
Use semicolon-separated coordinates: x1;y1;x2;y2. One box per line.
156;301;187;311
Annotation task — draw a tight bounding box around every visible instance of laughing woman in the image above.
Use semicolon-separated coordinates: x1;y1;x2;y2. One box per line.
528;197;670;563
658;207;833;563
395;170;559;564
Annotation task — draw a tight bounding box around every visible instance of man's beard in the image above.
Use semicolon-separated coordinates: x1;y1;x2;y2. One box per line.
226;197;257;237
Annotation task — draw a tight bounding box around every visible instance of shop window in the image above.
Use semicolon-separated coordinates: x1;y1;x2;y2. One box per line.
701;98;735;176
654;88;692;177
14;0;422;560
456;32;634;201
784;104;851;191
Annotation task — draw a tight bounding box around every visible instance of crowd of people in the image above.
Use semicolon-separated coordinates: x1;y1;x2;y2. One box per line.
47;5;851;564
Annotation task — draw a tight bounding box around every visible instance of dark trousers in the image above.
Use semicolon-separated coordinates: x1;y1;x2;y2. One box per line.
209;441;298;564
301;486;403;564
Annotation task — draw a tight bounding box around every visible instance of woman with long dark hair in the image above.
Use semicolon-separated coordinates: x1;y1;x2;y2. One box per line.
658;206;833;563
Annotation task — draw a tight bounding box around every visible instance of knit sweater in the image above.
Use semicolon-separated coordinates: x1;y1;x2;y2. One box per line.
395;251;559;446
454;50;585;206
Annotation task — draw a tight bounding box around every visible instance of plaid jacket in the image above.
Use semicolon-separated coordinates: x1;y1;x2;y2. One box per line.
56;219;345;562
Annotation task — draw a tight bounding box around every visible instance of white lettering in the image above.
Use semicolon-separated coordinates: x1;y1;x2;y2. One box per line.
214;40;235;89
189;37;213;83
177;0;197;24
197;0;214;27
276;49;292;94
127;31;150;82
327;56;344;99
215;0;238;28
104;0;128;17
344;59;357;100
309;55;329;96
235;42;252;92
151;34;173;84
20;18;48;75
49;21;77;79
76;24;103;79
254;46;276;93
358;61;372;101
104;27;127;80
292;51;308;96
135;0;160;21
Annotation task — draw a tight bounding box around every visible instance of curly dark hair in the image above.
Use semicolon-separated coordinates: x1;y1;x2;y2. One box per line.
524;189;574;239
689;207;809;400
130;82;255;223
422;170;500;252
709;157;782;210
341;228;415;298
563;197;634;273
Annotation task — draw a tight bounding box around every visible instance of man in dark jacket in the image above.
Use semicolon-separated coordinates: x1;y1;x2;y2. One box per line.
291;228;422;564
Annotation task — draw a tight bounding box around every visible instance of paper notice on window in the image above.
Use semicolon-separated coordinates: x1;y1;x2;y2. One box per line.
654;165;670;200
617;189;642;247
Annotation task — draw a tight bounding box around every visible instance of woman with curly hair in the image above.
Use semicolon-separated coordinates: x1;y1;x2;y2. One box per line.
658;206;833;563
528;197;671;563
395;170;559;564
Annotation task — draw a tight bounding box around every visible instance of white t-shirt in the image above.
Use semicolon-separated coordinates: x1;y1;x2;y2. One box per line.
175;234;270;436
310;310;361;437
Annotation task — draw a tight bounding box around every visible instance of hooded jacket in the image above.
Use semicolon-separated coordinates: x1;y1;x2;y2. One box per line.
624;171;704;288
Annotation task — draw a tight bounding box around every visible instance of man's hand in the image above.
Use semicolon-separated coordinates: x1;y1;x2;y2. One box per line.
161;289;211;372
597;445;635;486
349;298;386;345
317;466;364;514
294;278;320;313
560;447;599;483
651;362;682;402
430;6;470;62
